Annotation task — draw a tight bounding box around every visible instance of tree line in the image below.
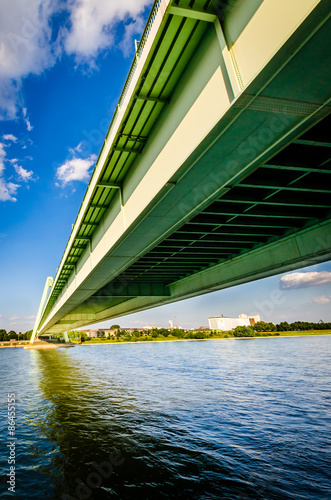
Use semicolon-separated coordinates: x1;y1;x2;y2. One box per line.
1;320;330;343
0;330;32;341
231;320;331;338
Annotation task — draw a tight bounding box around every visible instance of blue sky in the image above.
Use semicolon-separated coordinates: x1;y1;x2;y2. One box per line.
0;0;330;333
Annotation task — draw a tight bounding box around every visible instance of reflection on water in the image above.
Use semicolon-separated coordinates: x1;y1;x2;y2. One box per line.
0;337;330;499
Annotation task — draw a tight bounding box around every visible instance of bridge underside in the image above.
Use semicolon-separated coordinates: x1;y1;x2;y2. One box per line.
38;0;331;335
43;114;331;333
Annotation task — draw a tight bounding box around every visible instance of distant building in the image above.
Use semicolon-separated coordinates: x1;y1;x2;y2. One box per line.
238;314;261;326
208;314;260;331
84;329;117;338
85;330;98;338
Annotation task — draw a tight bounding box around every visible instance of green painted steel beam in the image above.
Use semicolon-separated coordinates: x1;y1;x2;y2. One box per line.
264;164;331;174
168;6;217;23
216;199;331;208
111;146;140;153
89;221;331;326
201;211;313;219
134;94;169;103
188;221;295;228
96;182;121;189
93;281;169;298
238;183;331;193
89;204;109;209
118;133;147;142
294;139;331;147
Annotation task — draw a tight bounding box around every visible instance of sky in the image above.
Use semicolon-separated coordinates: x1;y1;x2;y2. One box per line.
0;0;330;333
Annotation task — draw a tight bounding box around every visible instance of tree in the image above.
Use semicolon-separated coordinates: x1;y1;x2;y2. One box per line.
0;330;7;341
233;326;255;337
158;328;169;337
254;321;276;332
80;332;88;343
185;332;195;339
24;330;33;340
276;322;290;332
110;325;120;330
67;330;76;340
194;331;206;339
171;329;185;338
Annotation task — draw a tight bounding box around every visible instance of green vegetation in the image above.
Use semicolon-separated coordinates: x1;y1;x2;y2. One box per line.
253;321;276;332
233;326;255;337
1;321;330;346
70;325;331;345
0;329;32;341
276;321;331;331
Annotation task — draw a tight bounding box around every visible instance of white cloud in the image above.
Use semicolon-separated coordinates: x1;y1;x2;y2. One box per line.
2;133;17;142
56;154;96;185
280;271;331;289
0;0;59;119
14;163;34;182
0;0;152;120
63;0;152;61
9;316;19;321
0;142;6;174
0;178;20;201
118;16;146;57
0;142;21;201
68;142;84;155
22;107;33;131
311;295;331;304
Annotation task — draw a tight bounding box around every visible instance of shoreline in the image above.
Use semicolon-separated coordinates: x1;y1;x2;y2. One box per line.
1;332;330;350
78;332;331;346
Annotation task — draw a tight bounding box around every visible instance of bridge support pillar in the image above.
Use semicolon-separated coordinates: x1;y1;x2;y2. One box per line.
30;276;53;344
63;331;69;343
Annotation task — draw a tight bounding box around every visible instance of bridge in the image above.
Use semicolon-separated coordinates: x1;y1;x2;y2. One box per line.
31;0;331;341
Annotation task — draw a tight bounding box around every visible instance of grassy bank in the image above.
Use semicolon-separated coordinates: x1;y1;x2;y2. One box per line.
71;330;331;345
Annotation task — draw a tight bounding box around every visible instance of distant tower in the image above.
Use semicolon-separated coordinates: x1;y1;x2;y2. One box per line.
168;320;174;329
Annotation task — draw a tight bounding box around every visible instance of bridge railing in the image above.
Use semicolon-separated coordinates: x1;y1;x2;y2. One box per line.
104;0;165;145
39;0;170;326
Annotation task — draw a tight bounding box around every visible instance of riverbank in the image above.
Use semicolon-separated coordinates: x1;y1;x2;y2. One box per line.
1;331;329;349
76;330;331;346
0;340;30;348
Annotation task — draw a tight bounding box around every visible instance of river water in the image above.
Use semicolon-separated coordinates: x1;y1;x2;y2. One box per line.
0;336;330;499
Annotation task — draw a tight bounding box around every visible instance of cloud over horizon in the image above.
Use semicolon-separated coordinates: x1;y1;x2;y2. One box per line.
280;271;331;289
311;295;331;304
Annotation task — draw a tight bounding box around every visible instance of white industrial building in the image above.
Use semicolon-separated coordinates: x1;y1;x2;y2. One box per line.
208;314;260;331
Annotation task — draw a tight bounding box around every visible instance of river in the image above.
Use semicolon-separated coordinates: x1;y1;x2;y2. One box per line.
0;336;330;499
